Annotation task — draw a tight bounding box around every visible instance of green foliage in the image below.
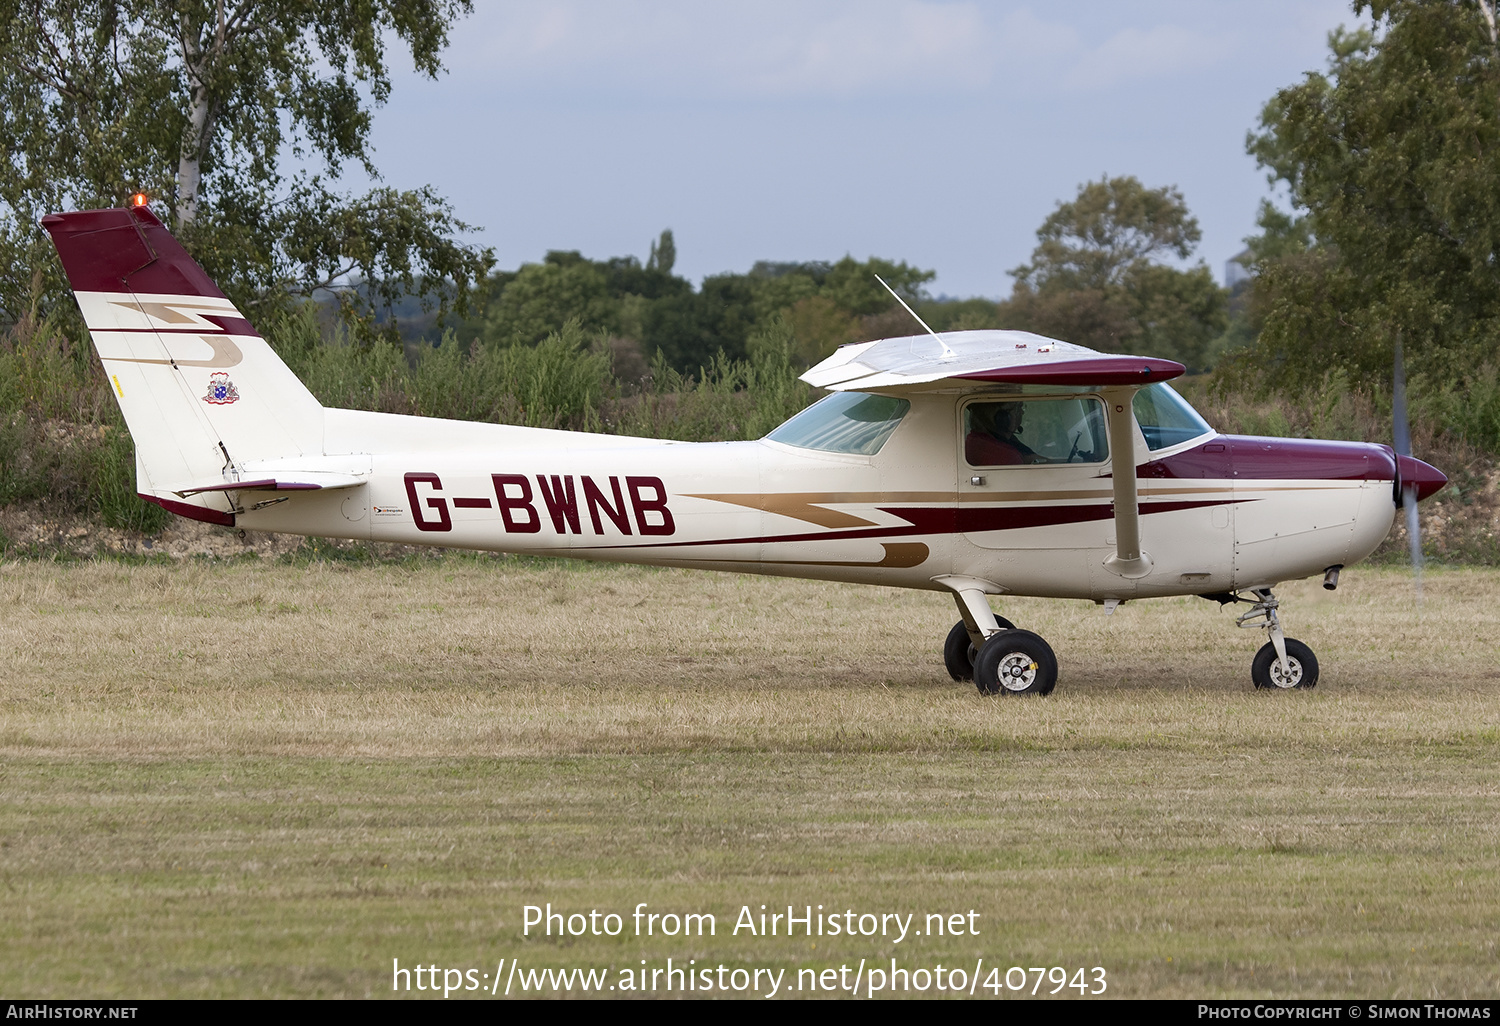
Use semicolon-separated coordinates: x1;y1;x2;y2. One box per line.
274;185;494;343
610;314;812;442
482;256;620;348
1243;3;1500;391
261;300;810;443
0;0;492;341
1011;176;1201;291
998;176;1228;371
919;298;1003;332
821;256;934;316
1413;363;1500;454
92;425;169;532
268;306;613;430
1001;283;1134;351
783;296;859;366
460;239;934;375
1127;264;1229;372
476;326;612;432
646;229;676;275
0;328;166;532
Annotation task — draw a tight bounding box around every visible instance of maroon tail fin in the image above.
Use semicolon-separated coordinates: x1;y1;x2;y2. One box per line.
41;205;228;300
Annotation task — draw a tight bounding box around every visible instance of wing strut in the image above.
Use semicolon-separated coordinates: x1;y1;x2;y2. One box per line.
1101;386;1153;579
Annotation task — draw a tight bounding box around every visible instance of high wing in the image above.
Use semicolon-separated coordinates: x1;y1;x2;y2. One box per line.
803;332;1187;580
801;330;1184;392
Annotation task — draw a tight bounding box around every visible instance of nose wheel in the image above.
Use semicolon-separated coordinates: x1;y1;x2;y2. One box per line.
1252;637;1318;690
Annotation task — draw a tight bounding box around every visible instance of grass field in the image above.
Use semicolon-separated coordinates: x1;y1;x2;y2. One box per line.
1;556;1498;999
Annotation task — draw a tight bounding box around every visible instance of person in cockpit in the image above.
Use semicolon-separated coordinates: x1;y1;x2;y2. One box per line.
966;402;1041;466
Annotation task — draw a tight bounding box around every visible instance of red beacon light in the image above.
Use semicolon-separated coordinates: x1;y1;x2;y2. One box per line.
130;192;149;207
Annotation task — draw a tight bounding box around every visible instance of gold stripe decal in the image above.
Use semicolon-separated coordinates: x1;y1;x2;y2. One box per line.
685;487;1241;527
685;491;955;527
684;492;883;528
98;333;243;369
679;542;930;569
106;298;237;326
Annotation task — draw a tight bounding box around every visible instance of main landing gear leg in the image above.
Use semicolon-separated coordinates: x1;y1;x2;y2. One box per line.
932;578;1056;695
943;589;1015;683
1237;587;1319;690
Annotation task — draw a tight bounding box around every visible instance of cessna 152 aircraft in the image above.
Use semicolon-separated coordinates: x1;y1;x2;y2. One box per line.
43;203;1448;696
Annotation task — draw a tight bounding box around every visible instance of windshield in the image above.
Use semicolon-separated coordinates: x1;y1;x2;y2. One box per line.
766;392;910;455
1133;383;1213;450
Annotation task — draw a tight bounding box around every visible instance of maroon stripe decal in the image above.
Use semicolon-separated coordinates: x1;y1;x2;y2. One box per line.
204;314;258;335
452;497;493;509
97;320;260;336
958;356;1184;386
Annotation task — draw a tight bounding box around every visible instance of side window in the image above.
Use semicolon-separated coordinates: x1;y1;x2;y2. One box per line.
964;398;1109;467
1132;383;1213;451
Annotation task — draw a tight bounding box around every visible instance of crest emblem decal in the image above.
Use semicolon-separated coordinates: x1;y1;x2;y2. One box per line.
203;371;240;405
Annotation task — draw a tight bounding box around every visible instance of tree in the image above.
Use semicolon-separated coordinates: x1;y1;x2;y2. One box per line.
646;229;676;276
822;256;933;316
1011;176;1201;292
0;0;492;339
482;252;618;347
1242;3;1500;390
784;295;858;365
634;255;933;373
999;176;1227;370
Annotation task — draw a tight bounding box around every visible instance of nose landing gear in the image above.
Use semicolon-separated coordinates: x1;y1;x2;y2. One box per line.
1251;637;1318;689
1236;587;1319;690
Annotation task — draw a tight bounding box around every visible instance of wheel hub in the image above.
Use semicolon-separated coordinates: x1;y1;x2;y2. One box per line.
1269;656;1303;689
996;652;1038;691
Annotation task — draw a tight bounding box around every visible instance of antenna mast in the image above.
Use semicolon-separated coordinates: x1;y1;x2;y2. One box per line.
875;274;955;360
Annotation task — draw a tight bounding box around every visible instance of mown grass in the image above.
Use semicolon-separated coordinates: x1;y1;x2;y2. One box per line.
1;560;1498;998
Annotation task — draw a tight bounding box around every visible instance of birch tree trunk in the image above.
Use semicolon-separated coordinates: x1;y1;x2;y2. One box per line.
175;3;225;226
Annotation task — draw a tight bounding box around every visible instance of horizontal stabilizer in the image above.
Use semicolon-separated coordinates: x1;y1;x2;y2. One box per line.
175;472;367;497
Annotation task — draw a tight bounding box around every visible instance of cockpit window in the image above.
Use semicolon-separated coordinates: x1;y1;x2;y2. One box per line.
1133;383;1213;451
964;397;1109;467
766;391;910;455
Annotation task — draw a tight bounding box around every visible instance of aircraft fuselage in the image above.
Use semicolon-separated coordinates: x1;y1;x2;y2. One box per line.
234;396;1405;601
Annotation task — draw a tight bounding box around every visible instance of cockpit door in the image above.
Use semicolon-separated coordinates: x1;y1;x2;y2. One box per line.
958;395;1115;552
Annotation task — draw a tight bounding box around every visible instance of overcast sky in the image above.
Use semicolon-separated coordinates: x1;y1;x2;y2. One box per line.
348;0;1361;298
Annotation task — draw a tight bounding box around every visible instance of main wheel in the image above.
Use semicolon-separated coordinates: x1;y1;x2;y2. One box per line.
944;617;1016;681
973;629;1057;696
1251;638;1318;690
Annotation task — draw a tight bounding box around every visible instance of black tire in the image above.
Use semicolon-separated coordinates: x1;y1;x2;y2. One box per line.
1251;638;1318;690
943;617;1016;682
973;629;1057;696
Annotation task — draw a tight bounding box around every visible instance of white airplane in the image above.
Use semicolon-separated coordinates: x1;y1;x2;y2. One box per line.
43;203;1447;695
